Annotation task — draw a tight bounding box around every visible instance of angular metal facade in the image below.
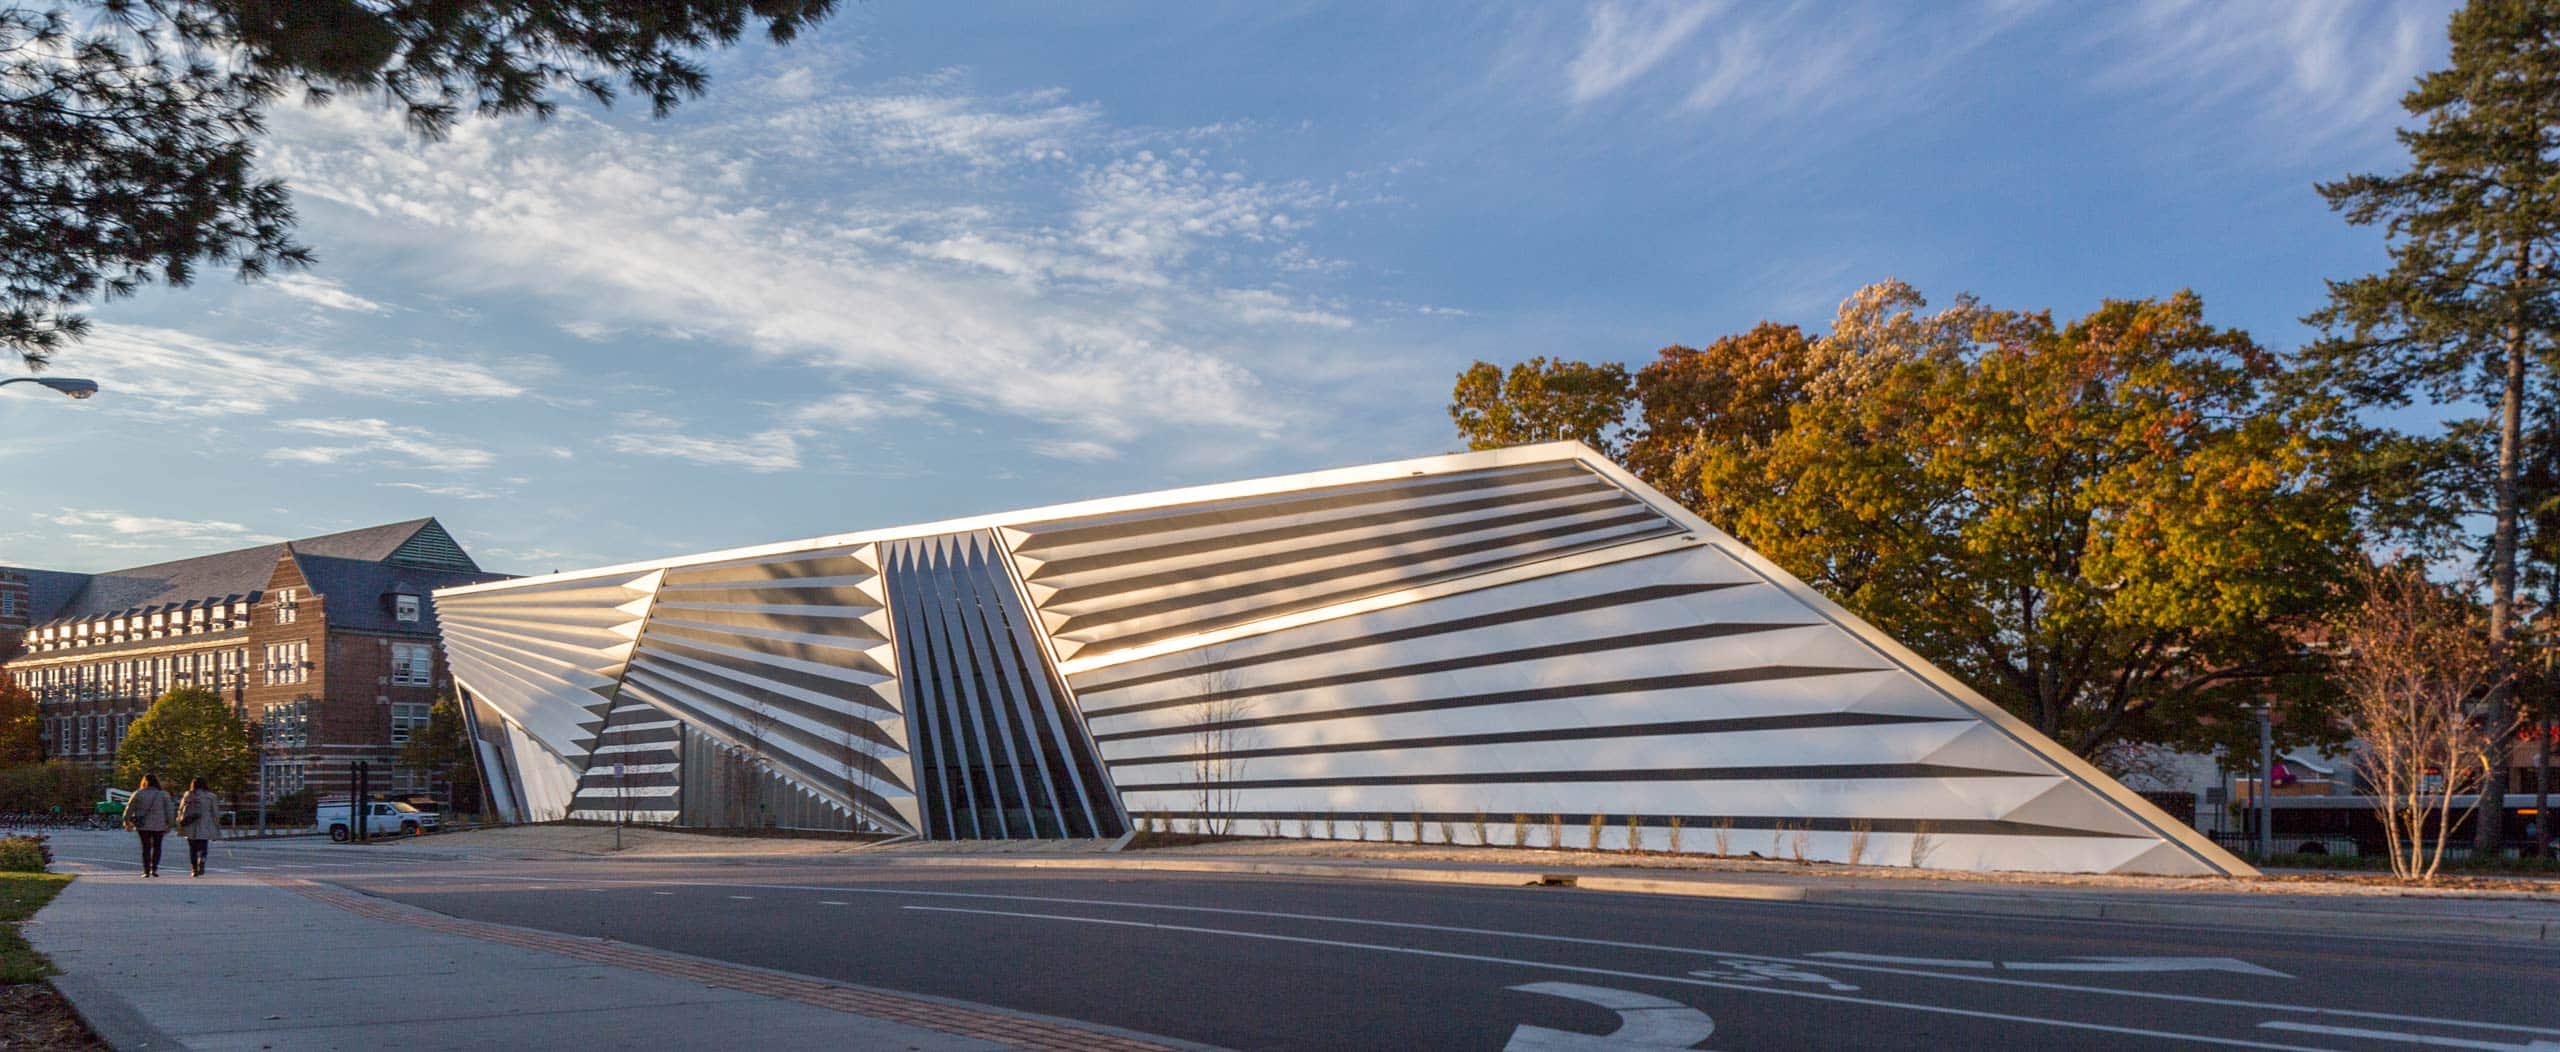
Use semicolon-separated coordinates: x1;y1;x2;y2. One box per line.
436;444;2252;876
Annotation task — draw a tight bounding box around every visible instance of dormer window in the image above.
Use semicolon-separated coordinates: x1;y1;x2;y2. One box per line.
393;594;421;623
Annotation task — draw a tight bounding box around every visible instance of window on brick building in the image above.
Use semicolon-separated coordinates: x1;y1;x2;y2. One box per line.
390;643;433;687
390;702;430;744
274;589;299;624
394;594;421;623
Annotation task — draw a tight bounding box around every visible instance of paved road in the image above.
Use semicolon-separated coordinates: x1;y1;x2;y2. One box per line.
44;830;2560;1050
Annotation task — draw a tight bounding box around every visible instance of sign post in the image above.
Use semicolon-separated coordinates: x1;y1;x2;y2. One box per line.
614;761;626;852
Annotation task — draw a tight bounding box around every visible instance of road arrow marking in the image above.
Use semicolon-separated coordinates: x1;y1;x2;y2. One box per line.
1505;981;1715;1051
2261;1021;2560;1050
2003;957;2291;979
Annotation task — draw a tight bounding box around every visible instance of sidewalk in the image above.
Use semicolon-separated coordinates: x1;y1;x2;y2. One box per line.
24;868;1197;1051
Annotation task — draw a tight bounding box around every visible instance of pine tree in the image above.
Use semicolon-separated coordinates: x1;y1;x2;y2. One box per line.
2;0;839;368
2306;0;2560;850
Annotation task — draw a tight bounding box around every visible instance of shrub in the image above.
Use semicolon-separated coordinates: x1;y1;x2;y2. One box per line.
0;835;50;872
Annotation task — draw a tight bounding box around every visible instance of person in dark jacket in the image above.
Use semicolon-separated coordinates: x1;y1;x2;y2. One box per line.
122;774;175;878
176;778;222;878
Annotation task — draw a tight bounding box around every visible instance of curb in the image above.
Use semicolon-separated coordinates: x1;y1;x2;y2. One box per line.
847;854;2556;943
44;973;190;1051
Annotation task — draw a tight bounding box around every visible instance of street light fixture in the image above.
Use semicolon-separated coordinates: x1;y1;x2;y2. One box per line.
0;376;101;399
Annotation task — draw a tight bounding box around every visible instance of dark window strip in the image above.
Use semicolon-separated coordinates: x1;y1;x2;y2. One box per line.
1093;666;1874;744
1068;528;1692;660
629;634;890;716
1051;510;1673;631
1082;621;1831;721
1012;462;1596;552
1103;712;1960;767
1113;810;2142;840
1028;483;1630;582
663;554;875;587
1073;572;1743;694
1114;763;2037;793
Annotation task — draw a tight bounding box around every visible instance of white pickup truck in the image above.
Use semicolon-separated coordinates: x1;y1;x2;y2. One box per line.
318;801;438;841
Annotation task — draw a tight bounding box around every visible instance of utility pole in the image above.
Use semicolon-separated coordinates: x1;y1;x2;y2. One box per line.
2257;703;2275;861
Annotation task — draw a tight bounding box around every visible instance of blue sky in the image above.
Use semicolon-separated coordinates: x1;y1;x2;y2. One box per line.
1;0;2456;575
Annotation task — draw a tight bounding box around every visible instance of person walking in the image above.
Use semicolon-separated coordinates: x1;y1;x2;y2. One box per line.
176;778;222;878
123;774;175;878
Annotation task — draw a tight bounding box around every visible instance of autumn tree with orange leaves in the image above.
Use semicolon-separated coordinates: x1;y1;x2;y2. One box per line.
1452;282;2361;763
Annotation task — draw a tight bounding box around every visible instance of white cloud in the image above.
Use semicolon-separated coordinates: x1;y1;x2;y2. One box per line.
377;480;504;500
74;324;539;417
1567;1;1722;105
596;393;942;474
260;72;1367;449
602;411;804;473
2093;0;2444;152
1029;438;1118;462
267;418;496;472
40;509;281;554
267;273;391;314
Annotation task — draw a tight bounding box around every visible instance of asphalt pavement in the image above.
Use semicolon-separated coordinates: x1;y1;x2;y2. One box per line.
40;829;2560;1050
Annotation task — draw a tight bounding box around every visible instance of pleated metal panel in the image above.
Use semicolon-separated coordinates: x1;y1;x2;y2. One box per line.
883;532;1126;840
616;544;917;834
1070;545;2212;875
999;460;1682;662
568;700;681;823
434;570;661;771
672;725;862;832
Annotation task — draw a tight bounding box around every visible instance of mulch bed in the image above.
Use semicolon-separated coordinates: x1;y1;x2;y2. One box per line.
0;983;107;1051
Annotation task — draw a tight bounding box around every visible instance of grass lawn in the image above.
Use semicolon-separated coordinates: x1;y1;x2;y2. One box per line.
0;872;73;984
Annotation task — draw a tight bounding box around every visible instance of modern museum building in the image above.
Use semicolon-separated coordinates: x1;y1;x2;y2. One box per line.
433;442;2250;876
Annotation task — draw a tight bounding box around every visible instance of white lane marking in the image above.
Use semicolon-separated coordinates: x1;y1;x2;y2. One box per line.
652;891;676;896
2261;1021;2560;1050
1810;952;1993;969
1506;982;1713;1051
2007;957;2289;978
903;905;2334;1051
332;871;2558;1038
1812;952;2287;978
820;901;849;906
727;895;754;900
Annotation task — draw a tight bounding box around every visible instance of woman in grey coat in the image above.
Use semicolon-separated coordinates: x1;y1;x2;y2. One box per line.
122;774;175;878
176;778;222;878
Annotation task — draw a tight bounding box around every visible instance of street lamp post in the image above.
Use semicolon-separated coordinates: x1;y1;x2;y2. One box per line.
0;376;101;399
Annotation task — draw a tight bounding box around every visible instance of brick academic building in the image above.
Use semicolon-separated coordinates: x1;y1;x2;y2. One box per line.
1;519;504;802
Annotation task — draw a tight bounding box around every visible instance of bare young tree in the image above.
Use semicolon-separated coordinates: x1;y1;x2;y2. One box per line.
2337;565;2509;882
1184;653;1255;836
726;698;780;829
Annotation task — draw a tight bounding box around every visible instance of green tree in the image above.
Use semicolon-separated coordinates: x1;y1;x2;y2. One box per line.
2306;0;2560;847
1448;284;2360;762
1449;357;1633;455
398;696;480;811
0;679;38;767
112;686;255;795
3;0;839;368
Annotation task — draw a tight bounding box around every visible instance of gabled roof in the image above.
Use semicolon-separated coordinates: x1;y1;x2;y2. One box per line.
10;518;487;626
290;553;502;634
